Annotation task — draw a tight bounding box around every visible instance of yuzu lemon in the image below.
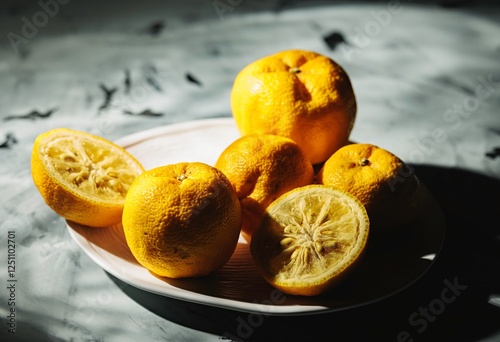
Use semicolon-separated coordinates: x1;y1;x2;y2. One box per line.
122;162;242;278
230;49;357;164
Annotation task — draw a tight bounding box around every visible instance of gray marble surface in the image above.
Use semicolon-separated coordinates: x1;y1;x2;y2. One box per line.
1;0;500;341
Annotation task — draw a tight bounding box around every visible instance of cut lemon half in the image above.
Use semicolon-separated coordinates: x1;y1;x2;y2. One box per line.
31;128;144;227
250;184;370;296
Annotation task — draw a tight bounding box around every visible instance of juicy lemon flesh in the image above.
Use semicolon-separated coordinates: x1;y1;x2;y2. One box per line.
42;135;139;203
251;185;369;295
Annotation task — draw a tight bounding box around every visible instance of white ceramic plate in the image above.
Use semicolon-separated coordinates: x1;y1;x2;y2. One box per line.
67;117;446;315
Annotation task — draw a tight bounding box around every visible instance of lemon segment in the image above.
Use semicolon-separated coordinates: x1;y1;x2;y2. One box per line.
250;185;369;296
32;128;144;227
41;135;139;202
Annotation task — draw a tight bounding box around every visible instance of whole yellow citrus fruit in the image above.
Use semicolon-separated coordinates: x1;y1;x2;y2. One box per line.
122;162;242;278
230;49;357;164
215;134;314;242
250;184;369;296
31;128;144;227
317;143;421;232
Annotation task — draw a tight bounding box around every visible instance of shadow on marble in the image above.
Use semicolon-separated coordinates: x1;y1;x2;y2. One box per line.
107;165;500;341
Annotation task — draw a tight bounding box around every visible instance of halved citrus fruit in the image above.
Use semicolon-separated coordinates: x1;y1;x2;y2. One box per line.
31;128;144;227
250;184;369;296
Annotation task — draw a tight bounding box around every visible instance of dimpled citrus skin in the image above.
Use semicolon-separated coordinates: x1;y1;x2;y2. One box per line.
122;162;242;278
250;185;370;296
215;134;314;242
230;49;357;164
31;128;144;228
318;143;421;232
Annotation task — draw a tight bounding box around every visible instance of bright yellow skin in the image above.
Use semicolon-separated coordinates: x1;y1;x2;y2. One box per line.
250;185;369;296
230;49;357;164
318;143;421;232
31;128;144;227
215;134;314;242
122;162;242;278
